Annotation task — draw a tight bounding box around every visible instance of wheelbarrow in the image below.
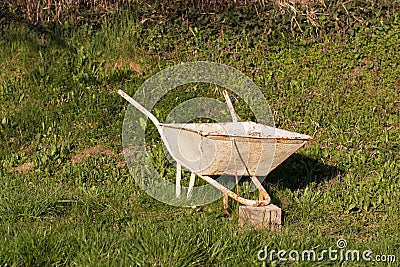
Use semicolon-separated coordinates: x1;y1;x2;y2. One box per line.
118;89;312;214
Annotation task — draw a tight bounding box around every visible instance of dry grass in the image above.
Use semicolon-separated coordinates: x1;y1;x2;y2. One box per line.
3;0;399;31
3;0;133;25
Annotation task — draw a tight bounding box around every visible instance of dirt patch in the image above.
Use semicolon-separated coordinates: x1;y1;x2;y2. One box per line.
13;162;34;172
105;59;143;74
71;145;114;163
117;160;126;169
127;61;142;74
352;66;365;76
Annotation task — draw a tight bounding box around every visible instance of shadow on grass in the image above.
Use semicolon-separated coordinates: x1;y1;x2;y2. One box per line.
266;153;342;191
205;153;342;213
1;13;70;48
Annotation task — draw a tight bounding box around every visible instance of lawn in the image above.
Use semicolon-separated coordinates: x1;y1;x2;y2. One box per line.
0;1;399;266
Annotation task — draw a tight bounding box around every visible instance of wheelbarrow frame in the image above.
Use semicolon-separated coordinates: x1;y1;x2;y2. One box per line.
118;90;312;208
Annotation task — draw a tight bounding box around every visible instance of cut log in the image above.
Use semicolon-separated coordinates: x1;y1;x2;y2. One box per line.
238;205;282;229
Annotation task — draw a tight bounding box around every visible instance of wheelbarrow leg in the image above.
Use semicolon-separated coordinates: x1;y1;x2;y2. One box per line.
196;173;270;206
176;162;181;197
187;172;196;198
250;175;271;202
223;193;230;217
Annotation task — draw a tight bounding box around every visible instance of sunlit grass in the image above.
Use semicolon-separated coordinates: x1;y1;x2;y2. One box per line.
0;7;399;266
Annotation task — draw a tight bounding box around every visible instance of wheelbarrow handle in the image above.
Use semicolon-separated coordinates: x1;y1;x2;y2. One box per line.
223;90;239;122
117;90;160;127
118;90;177;166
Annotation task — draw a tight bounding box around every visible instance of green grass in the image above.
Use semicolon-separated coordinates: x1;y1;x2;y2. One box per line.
0;7;399;266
